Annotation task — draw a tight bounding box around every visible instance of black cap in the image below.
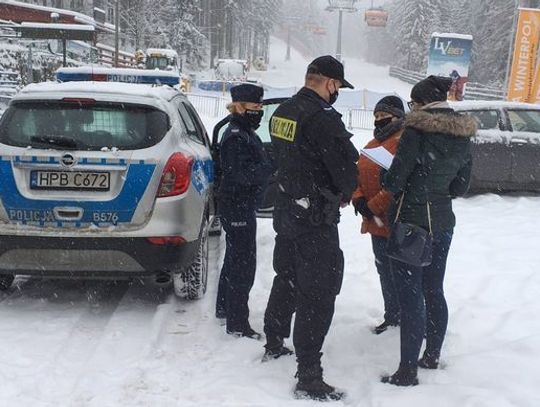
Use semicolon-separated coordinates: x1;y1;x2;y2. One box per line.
230;83;264;103
374;95;405;118
307;55;354;89
411;75;453;104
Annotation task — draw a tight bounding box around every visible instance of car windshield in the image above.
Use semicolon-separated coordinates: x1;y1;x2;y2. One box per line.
0;101;170;150
507;109;540;132
146;56;171;70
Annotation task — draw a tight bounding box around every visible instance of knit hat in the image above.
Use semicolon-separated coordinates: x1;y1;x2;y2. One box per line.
374;95;405;118
410;75;453;104
230;83;264;103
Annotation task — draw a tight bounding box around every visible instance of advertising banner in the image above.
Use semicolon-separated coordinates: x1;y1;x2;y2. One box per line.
426;33;473;101
508;8;540;103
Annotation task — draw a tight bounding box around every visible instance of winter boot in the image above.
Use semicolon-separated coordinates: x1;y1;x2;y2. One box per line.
294;378;345;401
418;352;440;369
262;345;294;362
294;364;345;401
262;336;294;362
372;320;399;335
215;308;226;320
381;366;419;387
227;326;262;341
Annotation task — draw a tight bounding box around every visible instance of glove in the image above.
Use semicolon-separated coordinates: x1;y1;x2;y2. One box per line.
353;198;374;219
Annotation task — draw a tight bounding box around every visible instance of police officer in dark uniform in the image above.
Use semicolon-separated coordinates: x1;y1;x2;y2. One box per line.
262;56;359;401
215;84;273;339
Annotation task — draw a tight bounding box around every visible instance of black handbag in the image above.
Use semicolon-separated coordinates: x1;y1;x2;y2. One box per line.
386;193;433;267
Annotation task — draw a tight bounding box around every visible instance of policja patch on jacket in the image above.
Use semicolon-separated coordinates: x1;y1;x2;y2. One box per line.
270;116;297;142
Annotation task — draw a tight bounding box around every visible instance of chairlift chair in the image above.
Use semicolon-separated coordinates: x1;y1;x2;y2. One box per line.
365;7;388;27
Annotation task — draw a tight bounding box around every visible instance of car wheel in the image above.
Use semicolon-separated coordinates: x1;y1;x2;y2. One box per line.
173;219;209;300
209;216;222;236
0;274;14;291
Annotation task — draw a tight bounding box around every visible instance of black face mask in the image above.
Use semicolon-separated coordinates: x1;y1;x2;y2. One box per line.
329;90;339;105
244;109;264;129
374;117;393;130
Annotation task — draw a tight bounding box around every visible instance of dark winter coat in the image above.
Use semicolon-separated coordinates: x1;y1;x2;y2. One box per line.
218;114;273;212
382;105;476;233
269;87;359;235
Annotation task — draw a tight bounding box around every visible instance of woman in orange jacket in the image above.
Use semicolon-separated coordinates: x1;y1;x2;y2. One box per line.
352;95;405;334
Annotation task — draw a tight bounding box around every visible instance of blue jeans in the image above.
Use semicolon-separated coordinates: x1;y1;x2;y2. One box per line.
371;235;400;324
391;230;453;368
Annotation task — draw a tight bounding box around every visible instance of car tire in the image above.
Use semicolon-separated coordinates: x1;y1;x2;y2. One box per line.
173;218;209;300
0;274;14;290
209;216;222;236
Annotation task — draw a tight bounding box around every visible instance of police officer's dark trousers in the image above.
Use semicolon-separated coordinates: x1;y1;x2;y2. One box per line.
217;201;257;333
264;222;344;378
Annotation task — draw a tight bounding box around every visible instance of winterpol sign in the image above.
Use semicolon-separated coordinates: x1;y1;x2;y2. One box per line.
508;8;540;103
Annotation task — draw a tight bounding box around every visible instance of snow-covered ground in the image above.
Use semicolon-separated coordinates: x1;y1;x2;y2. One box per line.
1;38;539;407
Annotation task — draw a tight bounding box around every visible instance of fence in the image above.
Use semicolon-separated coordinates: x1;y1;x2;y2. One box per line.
186;93;375;130
96;43;136;68
186;93;230;118
389;66;506;101
342;108;374;130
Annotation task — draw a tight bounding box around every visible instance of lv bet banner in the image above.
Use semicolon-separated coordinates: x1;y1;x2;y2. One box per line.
508;8;540;103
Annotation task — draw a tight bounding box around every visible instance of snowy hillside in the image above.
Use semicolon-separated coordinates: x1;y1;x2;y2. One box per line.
0;37;539;407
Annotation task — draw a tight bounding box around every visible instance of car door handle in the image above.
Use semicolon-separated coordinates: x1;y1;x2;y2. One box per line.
53;207;83;221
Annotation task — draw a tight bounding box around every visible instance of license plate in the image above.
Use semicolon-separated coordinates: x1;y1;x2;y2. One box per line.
30;171;110;191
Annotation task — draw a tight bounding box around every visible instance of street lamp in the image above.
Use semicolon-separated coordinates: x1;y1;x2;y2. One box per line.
326;0;357;62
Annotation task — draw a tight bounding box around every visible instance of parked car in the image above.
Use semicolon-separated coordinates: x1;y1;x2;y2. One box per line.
0;67;216;299
451;101;540;193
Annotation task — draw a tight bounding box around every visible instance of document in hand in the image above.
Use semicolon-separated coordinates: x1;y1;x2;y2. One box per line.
360;146;395;170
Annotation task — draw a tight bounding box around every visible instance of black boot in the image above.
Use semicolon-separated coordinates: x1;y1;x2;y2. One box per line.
227;326;262;340
294;364;345;401
372;320;399;335
262;345;294;362
381;366;419;387
418;352;439;369
294;378;345;401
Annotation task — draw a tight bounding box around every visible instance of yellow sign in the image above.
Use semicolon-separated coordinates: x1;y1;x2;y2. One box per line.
270;116;297;142
508;9;540;102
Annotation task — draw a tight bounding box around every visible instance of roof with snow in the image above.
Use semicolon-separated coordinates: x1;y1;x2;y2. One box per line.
431;32;473;40
146;48;179;58
15;81;181;105
19;22;94;31
451;100;540;110
0;0;114;34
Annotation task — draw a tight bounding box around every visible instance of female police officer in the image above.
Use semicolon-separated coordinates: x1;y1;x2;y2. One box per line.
215;84;273;339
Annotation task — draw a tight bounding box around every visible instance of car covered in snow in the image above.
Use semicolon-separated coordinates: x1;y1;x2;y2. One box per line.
0;67;215;299
451;101;540;193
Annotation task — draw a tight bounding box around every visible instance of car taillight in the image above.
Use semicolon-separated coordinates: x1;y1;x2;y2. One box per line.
146;236;186;246
157;153;194;197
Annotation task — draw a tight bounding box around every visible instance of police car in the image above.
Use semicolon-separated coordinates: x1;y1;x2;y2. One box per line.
0;67;215;299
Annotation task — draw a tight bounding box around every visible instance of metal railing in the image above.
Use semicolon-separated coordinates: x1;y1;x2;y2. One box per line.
186;92;374;130
186;93;230;118
389;66;506;101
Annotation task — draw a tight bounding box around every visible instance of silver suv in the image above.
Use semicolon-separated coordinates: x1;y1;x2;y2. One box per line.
0;67;216;299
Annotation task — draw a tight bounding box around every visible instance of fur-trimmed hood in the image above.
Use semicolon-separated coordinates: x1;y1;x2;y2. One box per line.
405;109;477;138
